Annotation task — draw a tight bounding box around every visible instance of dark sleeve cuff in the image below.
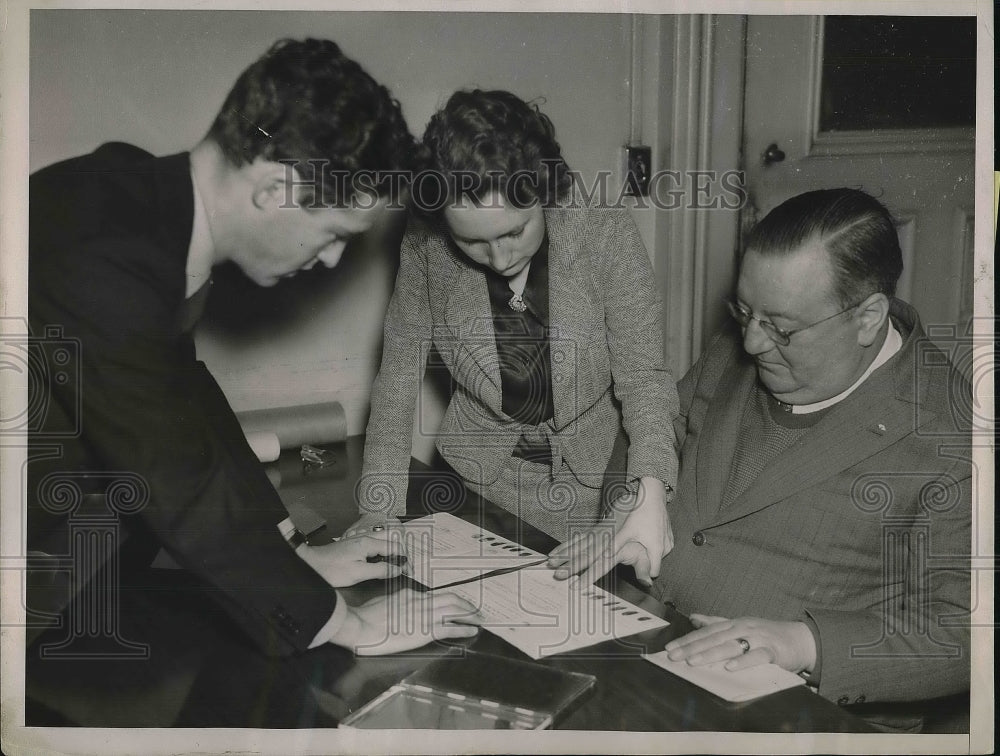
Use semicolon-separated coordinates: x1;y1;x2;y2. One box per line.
800;614;823;685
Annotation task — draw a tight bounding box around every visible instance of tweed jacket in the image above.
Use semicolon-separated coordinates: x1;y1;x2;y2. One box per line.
28;143;340;656
653;300;971;706
360;204;679;516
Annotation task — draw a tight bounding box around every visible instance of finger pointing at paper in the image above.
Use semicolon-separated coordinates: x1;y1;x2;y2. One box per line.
547;477;673;585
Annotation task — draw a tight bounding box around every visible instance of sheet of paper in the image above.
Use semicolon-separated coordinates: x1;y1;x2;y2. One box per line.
397;513;546;589
448;567;668;659
642;650;807;702
397;513;668;657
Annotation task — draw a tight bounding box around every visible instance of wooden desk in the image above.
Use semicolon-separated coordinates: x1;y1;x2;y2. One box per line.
25;437;874;732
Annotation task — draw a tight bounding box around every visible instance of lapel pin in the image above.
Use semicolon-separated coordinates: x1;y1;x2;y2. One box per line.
871;422;887;435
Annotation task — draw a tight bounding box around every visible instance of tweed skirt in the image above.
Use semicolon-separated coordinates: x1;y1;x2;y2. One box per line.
456;427;630;543
465;457;601;542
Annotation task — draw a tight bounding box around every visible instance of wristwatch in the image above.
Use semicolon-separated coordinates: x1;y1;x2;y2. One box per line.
277;517;309;548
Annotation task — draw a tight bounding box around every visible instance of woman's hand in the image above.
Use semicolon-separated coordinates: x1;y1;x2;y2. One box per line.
547;477;674;586
295;533;407;587
664;614;817;674
330;589;483;656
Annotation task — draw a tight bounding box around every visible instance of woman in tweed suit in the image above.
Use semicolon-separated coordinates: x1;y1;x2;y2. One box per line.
354;90;679;583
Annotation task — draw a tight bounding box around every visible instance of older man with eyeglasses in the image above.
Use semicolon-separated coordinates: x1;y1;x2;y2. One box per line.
652;189;971;731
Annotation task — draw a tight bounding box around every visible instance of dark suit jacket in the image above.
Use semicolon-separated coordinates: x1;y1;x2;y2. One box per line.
28;143;338;656
653;300;971;707
360;204;679;515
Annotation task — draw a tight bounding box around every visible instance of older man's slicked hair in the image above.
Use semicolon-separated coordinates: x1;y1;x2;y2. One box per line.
746;188;904;306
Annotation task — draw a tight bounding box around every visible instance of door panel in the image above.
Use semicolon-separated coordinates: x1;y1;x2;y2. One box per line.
741;15;975;336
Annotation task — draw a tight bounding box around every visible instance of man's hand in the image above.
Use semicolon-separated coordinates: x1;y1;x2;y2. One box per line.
343;512;401;539
546;477;674;586
330;589;483;656
295;533;407;587
664;614;817;674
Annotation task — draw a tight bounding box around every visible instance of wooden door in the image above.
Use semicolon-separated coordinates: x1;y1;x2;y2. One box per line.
741;15;976;341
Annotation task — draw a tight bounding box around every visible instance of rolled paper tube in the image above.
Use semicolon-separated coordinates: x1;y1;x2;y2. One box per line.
237;401;347;449
245;431;281;463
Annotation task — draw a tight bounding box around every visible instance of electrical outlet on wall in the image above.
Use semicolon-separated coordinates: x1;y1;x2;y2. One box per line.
623;145;651;197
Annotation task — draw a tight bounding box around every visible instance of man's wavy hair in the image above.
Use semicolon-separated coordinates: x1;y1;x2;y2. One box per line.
415;89;572;216
207;38;415;206
746;188;904;307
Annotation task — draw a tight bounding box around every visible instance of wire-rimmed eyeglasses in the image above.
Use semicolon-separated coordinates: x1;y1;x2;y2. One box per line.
726;299;864;346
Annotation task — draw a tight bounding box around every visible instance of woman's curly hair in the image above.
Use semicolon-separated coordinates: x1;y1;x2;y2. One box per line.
414;89;572;215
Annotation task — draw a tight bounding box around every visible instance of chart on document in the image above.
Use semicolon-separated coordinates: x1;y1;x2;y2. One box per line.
398;513;668;659
397;512;547;589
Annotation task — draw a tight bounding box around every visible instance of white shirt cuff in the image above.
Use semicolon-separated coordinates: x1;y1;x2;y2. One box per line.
277;517;349;649
276;516;297;541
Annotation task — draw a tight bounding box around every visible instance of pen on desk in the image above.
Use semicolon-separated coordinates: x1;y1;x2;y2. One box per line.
444;616;486;626
427;558;548;592
366;553;409;567
482;557;548;577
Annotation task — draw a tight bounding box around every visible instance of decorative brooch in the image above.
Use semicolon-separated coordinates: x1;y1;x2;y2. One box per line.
507;293;527;313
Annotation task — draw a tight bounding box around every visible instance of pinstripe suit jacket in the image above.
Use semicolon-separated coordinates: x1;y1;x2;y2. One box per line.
360;204;678;516
653;300;971;706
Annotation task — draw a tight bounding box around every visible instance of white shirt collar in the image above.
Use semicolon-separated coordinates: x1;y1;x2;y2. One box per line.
185;166;214;297
787;322;903;414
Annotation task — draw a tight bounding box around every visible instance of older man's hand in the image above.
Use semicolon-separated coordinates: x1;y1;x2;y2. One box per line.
547;476;674;586
664;614;817;674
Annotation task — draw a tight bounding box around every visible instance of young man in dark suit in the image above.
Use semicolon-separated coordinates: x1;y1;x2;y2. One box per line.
28;38;479;664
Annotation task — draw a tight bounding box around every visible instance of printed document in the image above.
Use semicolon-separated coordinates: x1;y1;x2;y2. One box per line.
399;513;668;659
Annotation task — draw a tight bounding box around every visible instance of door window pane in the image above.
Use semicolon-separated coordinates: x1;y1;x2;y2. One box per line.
820;16;975;131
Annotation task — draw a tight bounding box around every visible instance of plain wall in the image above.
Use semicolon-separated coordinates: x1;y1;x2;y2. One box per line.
30;9;656;455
